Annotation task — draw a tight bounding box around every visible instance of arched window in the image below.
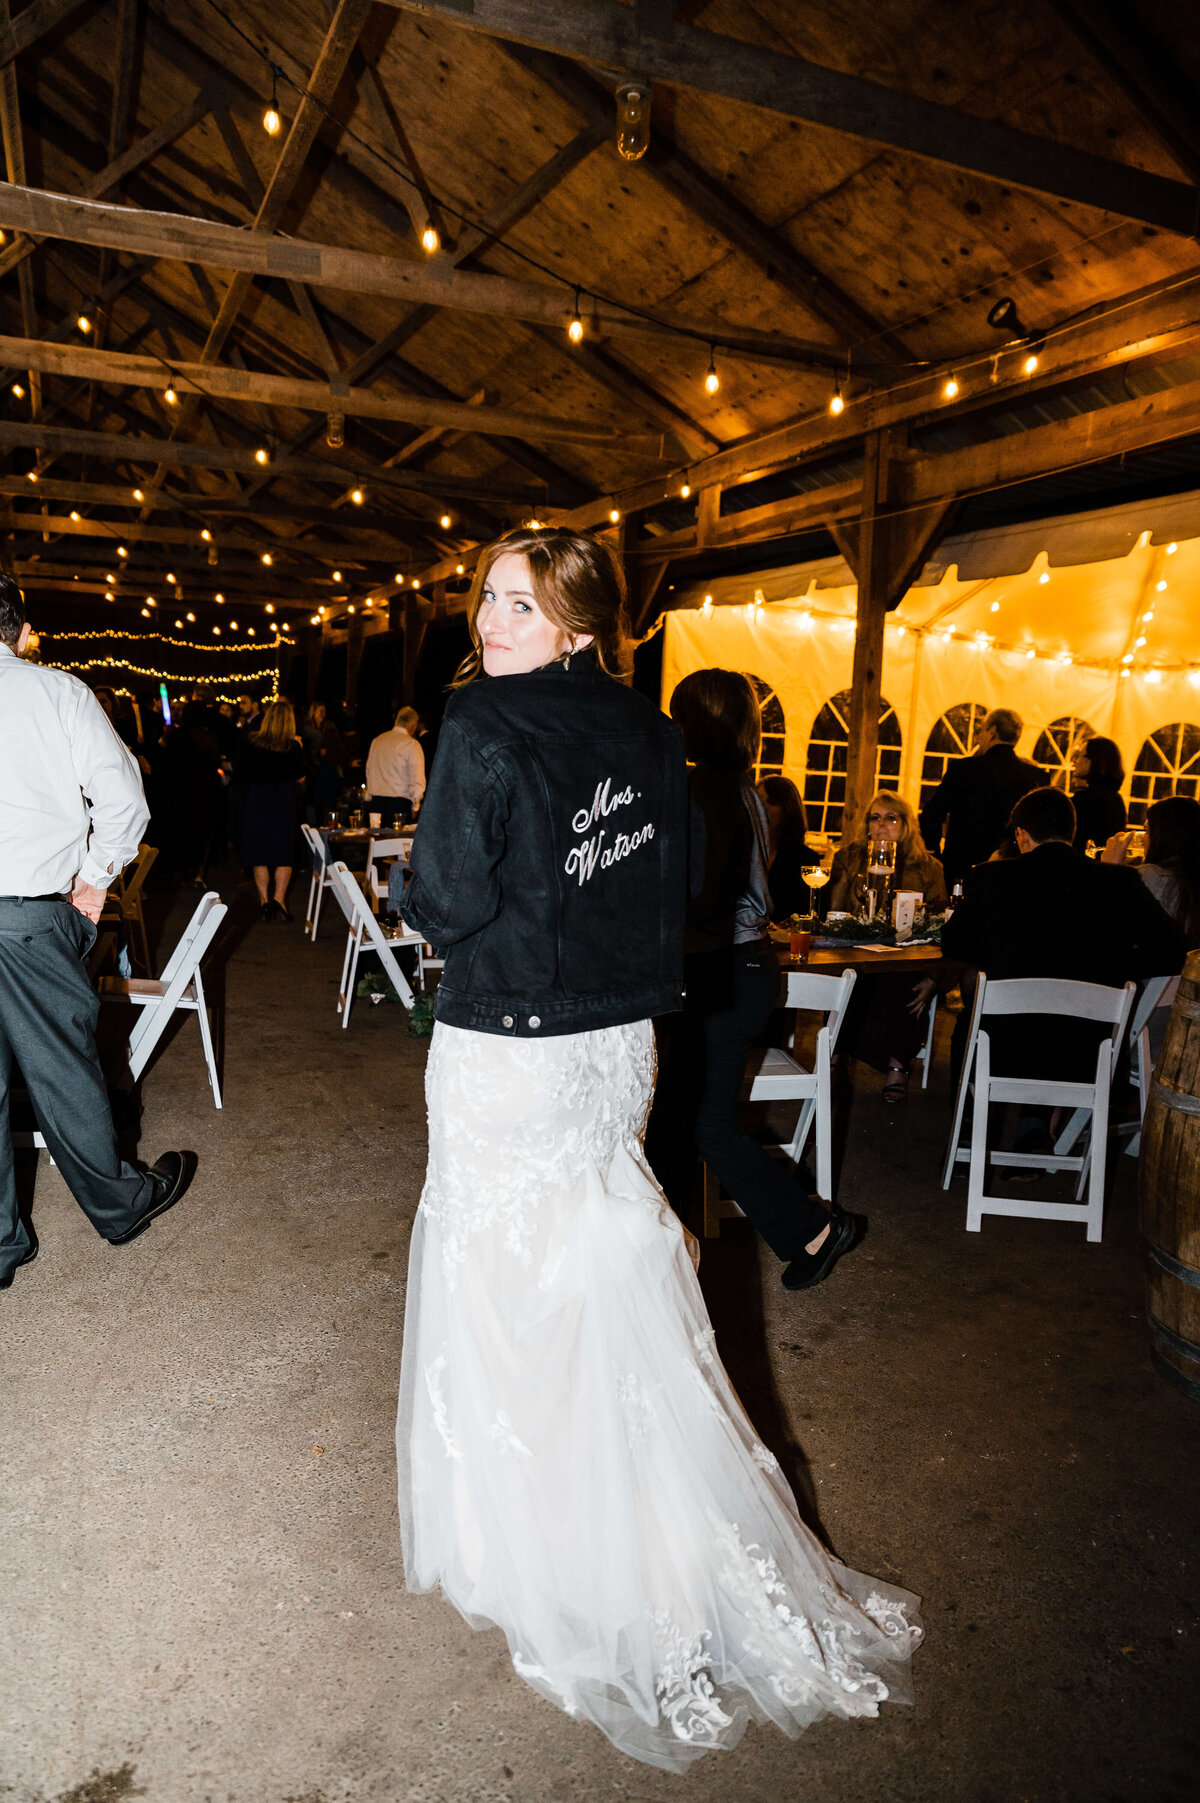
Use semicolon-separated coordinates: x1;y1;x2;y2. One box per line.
920;702;988;810
803;689;902;837
1032;715;1094;789
1129;721;1200;824
741;672;786;783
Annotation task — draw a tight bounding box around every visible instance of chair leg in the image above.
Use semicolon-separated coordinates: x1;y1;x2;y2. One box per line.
342;933;363;1029
965;1040;990;1233
1085;1065;1111;1242
193;974;223;1109
701;1163;723;1237
337;927;355;1018
920;995;937;1090
305;871;317;937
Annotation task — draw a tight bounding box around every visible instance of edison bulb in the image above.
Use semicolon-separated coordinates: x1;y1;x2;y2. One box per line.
164;385;178;405
263;105;281;136
421;223;440;254
350;488;364;506
829;390;845;416
567;314;584;344
1023;353;1039;375
704;366;720;396
615;82;650;161
943;375;959;399
255;447;269;466
439;512;452;529
77;314;91;334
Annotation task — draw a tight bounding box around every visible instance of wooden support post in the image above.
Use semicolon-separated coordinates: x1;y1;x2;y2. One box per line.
696;484;721;548
402;596;428;706
307;624;324;703
345;611;365;713
836;431;955;834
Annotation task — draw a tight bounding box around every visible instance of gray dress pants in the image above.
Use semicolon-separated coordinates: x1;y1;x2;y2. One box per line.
0;895;156;1278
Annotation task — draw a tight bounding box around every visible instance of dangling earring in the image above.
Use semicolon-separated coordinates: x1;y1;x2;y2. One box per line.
564;638;574;670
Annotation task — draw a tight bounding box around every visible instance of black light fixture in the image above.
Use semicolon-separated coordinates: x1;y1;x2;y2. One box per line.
986;296;1031;340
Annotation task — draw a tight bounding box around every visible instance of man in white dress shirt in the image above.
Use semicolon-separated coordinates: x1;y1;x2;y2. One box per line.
0;578;195;1290
365;706;425;828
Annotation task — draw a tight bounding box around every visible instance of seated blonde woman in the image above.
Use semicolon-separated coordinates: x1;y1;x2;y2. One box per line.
828;790;949;1103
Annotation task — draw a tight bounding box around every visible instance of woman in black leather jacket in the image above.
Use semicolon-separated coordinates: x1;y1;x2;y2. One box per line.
395;533;920;1765
646;669;861;1290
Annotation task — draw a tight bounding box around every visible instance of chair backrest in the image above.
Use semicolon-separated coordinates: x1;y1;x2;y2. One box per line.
979;976;1133;1026
366;833;412;892
300;822;327;870
119;842;158;905
332;859;420;945
783;969;856;1014
1130;972;1179;1039
127;891;228;1068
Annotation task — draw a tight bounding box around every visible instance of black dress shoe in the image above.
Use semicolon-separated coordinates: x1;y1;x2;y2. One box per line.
781;1207;864;1291
0;1240;38;1290
108;1151;197;1245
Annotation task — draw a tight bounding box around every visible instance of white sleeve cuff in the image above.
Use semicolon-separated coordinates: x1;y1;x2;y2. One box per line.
77;852;115;891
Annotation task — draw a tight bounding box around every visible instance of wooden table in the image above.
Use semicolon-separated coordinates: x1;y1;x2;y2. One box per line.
780;941;959;977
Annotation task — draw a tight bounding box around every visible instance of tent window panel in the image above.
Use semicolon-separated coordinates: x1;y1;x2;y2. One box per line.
741;672;787;783
921;701;988;806
804;688;902;837
1033;715;1095;790
1129;721;1200;824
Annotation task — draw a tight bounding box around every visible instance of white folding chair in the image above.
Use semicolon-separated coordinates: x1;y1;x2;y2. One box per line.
365;833;414;909
941;974;1136;1242
98;890;228;1107
300;823;337;940
329;860;424;1025
1052;973;1180;1160
913;992;938;1090
703;967;857;1234
102;841;158;972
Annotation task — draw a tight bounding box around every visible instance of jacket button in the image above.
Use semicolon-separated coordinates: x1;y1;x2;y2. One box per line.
502;1014;514;1029
528;1016;540;1029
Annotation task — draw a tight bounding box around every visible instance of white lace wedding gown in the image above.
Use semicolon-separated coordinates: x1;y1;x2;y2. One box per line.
397;1019;922;1772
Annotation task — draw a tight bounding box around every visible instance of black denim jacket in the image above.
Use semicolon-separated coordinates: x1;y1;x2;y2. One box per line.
400;651;687;1037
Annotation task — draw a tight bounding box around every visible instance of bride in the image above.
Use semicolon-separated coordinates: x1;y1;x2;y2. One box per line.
397;527;922;1771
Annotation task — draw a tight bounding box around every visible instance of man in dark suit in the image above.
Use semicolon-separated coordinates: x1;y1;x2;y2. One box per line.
942;786;1185;1079
920;708;1042;889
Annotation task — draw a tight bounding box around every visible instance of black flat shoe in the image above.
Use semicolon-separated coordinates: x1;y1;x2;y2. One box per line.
108;1152;196;1245
781;1207;864;1292
0;1240;38;1290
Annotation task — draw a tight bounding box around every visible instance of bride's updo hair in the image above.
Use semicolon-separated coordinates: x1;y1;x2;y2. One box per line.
452;526;630;686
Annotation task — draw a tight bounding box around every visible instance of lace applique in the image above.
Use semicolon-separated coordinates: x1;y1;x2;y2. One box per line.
714;1518;890;1709
686;1360;722;1417
419;1023;656;1286
693;1326;716;1366
863;1591;922;1643
487;1410;532;1457
616;1371;657;1443
751;1442;779;1473
424;1355;461;1462
648;1612;733;1743
512;1654;579;1716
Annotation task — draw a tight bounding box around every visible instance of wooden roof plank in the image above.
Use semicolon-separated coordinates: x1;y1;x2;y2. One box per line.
378;0;1200;236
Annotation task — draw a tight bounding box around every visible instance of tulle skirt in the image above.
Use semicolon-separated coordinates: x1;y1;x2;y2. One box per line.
397;1020;921;1772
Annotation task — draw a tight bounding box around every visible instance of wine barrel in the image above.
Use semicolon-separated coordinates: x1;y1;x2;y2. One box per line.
1139;950;1200;1399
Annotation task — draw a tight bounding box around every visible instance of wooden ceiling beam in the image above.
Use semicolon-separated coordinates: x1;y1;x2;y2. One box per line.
378;0;1200;236
0;179;848;369
0;419;549;504
504;42;909;359
0;507;422;559
0;333;664;450
0;0;94;69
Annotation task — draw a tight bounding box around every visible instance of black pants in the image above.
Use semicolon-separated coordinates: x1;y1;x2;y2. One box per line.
0;896;155;1278
646;941;830;1262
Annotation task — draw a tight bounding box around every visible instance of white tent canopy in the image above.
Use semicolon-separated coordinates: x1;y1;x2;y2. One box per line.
660;488;1200;839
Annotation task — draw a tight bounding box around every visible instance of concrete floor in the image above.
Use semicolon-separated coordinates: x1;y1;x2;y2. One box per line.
2;876;1198;1803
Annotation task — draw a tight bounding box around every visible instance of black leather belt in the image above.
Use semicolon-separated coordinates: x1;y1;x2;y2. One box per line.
0;892;67;902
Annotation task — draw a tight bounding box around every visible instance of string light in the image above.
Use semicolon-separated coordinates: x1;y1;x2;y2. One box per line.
332;570;342;582
704;347;719;396
175;618;184;628
421;221;440;254
261;552;273;566
943;374;959;399
1025;648;1036;659
1023;352;1039;375
201;528;212;542
265;604;275;615
117;545;128;557
1136;635;1147;647
105;592;114;603
26;470;37;482
12;382;23;397
186;611;196;622
350;488;365;506
1146;669;1163;684
456;563;464;574
1038;570;1050;584
255;447;270;466
1167;542;1178;554
77;313;91;334
1143;610;1155;621
1156;579;1167;591
164;385;178;405
989;600;1000;612
609;508;620;523
132;487;144;501
567;290;584;344
680;482;690;498
165;572;176;584
263;65;281;136
213;625;221;637
412;578;420;589
439;512;451;529
70;510;80;521
395;573;405;585
215;592;225;603
829;382;845;416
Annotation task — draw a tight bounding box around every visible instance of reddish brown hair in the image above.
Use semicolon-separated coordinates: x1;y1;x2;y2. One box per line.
452;526;630;686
